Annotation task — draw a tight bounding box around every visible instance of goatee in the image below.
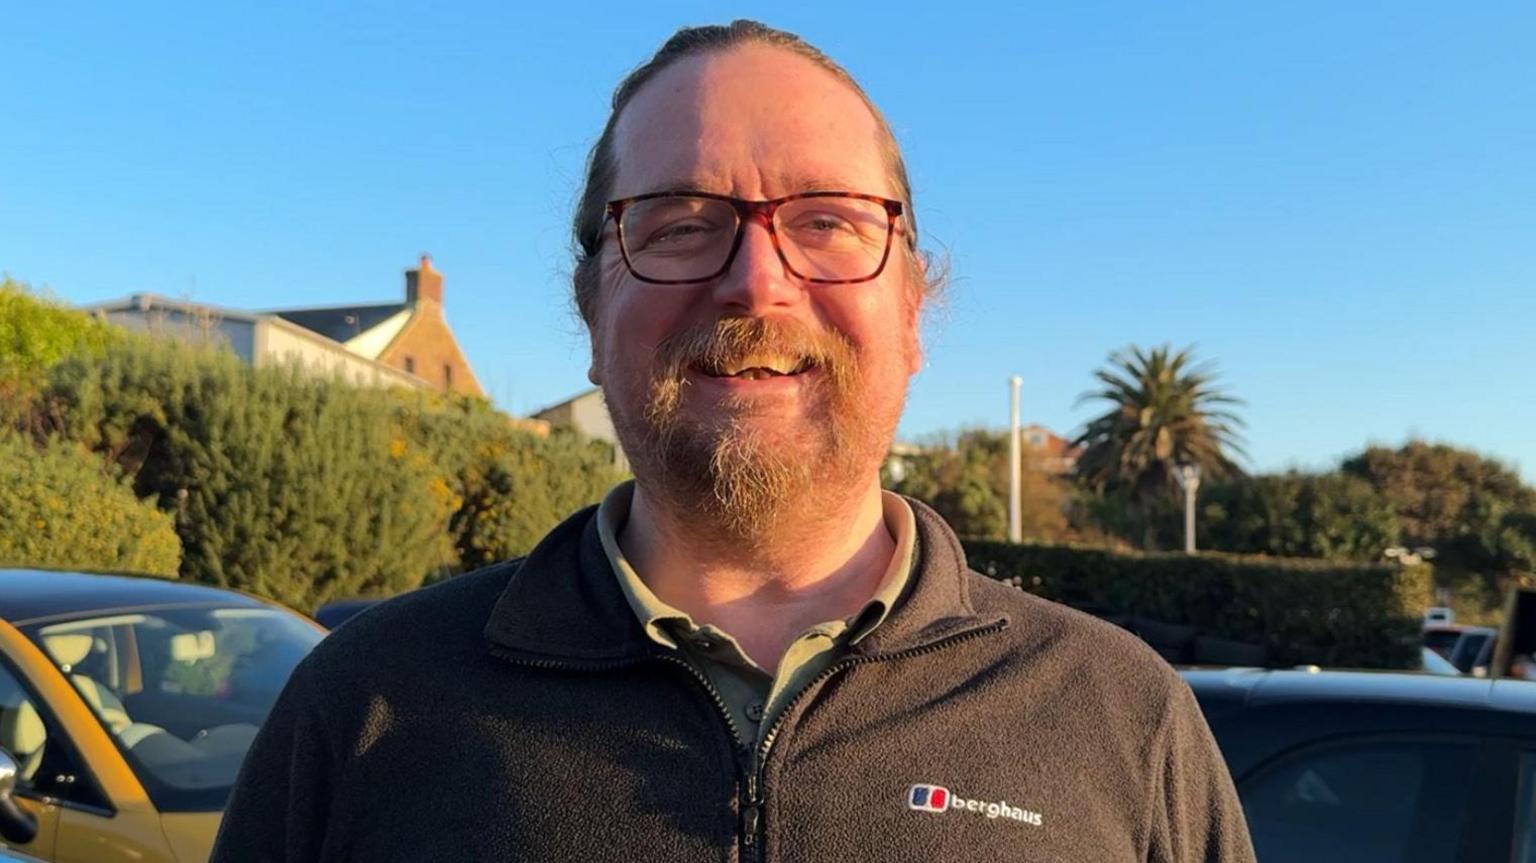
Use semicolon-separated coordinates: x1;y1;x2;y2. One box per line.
612;317;885;546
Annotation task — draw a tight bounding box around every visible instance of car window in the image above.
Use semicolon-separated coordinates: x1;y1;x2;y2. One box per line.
1516;753;1536;863
0;659;102;809
1240;738;1477;863
25;606;321;812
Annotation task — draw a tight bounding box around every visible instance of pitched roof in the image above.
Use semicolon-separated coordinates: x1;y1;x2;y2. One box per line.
267;302;408;345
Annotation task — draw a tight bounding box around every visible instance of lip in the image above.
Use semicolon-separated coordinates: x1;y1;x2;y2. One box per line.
686;365;818;394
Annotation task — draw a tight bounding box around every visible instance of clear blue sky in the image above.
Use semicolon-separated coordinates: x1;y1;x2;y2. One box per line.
5;2;1533;480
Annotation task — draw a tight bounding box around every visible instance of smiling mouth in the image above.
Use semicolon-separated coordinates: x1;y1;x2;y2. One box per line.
694;356;816;381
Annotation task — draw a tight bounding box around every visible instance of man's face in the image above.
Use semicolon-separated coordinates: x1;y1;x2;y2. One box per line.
588;43;923;536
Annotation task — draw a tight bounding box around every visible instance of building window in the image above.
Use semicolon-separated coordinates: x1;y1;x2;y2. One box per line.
444;364;453;389
403;357;416;375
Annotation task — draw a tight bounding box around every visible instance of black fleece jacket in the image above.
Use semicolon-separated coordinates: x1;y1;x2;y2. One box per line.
211;498;1255;862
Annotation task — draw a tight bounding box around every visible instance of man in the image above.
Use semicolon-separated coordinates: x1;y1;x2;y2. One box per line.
213;20;1254;862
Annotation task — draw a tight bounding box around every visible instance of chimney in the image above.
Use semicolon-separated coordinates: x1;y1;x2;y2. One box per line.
405;253;443;305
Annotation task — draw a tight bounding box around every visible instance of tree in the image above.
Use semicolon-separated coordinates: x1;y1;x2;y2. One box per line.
0;276;121;422
1194;471;1401;562
0;431;181;576
1072;345;1246;549
1342;441;1536;618
886;428;1071;541
394;394;625;574
42;338;457;610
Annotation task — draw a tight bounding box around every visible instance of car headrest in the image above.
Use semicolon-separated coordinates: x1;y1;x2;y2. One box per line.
169;631;217;663
0;700;45;756
42;634;94;669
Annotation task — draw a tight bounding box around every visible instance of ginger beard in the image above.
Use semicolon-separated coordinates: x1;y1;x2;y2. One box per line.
610;316;903;546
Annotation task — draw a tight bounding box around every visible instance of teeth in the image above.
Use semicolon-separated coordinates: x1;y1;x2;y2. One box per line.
722;354;799;375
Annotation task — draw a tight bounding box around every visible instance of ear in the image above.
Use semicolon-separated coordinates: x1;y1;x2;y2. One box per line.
586;328;603;385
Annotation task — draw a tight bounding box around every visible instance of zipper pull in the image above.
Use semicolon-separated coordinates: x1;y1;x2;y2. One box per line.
740;768;764;854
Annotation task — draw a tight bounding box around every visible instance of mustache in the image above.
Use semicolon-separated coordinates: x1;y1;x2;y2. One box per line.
652;317;855;384
643;317;857;430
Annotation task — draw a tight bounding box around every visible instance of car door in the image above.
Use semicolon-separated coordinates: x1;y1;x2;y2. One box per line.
0;621;174;863
1468;735;1536;863
1234;733;1482;863
0;651;66;859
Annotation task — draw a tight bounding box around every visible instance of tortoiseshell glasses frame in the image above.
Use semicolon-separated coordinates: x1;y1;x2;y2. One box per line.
604;191;906;286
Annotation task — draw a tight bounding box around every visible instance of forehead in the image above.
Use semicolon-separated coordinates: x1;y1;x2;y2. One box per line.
610;43;892;200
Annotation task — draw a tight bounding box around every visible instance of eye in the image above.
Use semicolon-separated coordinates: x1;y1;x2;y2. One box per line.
645;220;716;247
790;211;857;234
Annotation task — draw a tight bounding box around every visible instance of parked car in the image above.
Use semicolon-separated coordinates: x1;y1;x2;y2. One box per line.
312;598;380;631
1449;627;1498;674
1422;623;1473;659
1423;606;1455;628
1420;646;1462;676
0;844;45;863
1186;667;1536;862
0;568;325;862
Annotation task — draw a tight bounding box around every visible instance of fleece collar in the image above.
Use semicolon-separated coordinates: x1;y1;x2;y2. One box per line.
482;494;1003;663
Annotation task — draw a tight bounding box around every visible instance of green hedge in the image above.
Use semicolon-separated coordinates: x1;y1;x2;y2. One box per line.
35;336;623;610
0;277;122;422
0;432;180;576
391;394;624;575
964;540;1429;669
42;339;457;610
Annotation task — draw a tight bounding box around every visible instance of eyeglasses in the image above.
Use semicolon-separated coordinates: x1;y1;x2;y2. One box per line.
605;191;905;285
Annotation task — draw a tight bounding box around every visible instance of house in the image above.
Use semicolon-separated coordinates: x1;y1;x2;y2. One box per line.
532;387;629;473
85;255;483;397
1021;424;1082;475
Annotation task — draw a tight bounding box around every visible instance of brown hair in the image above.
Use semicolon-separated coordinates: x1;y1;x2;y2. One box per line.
570;19;935;326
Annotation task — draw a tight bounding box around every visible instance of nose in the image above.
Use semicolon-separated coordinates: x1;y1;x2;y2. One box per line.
710;215;800;313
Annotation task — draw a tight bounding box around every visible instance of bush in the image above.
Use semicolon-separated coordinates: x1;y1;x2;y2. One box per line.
0;431;180;576
0;277;121;419
394;395;623;574
964;540;1428;669
1193;471;1401;561
42;338;456;610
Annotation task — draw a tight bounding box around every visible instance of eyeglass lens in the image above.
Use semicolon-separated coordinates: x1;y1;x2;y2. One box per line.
618;196;891;283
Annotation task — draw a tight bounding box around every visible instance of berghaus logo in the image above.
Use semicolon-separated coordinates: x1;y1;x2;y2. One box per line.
907;784;1044;827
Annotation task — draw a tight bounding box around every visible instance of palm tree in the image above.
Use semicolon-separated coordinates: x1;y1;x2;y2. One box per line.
1072;345;1247;548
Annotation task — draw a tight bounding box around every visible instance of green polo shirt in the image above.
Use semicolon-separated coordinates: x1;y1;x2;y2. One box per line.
597;482;917;746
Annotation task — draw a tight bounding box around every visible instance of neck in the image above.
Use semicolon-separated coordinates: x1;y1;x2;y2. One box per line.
619;477;894;670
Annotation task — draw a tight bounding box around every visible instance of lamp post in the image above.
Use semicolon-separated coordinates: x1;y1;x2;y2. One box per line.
1008;376;1022;543
1174;463;1202;554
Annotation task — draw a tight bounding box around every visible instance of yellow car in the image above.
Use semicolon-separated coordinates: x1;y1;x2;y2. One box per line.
0;569;325;862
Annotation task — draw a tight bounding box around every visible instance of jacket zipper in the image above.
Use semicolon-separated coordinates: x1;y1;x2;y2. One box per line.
741;619;1008;862
490;617;1006;863
488;648;759;859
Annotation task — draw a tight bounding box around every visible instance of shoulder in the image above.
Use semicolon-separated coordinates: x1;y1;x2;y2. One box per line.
965;570;1188;715
289;561;522;692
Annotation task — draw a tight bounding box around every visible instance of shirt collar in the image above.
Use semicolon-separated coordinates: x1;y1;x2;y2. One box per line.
596;481;918;651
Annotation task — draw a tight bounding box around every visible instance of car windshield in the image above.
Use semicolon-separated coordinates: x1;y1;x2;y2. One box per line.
22;604;323;811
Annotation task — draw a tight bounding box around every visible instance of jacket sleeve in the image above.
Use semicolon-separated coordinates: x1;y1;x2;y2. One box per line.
210;654;339;863
1146;679;1256;863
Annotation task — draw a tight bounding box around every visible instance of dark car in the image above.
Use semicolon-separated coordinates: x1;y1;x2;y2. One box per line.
312;598;380;630
1448;627;1498;675
1423;624;1473;660
1186;668;1536;862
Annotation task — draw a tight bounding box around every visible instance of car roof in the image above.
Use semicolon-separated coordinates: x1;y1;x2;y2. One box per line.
1183;667;1536;715
0;568;270;626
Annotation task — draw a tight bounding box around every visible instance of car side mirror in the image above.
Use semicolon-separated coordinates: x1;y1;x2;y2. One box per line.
0;749;38;845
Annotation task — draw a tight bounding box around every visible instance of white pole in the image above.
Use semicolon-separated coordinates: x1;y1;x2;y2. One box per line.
1178;464;1201;554
1009;375;1022;543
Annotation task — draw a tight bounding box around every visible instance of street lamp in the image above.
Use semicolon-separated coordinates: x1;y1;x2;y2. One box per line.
1008;376;1022;543
1174;463;1202;554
